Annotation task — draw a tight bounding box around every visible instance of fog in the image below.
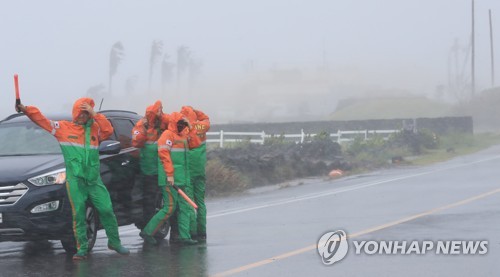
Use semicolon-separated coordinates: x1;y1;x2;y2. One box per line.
1;0;499;123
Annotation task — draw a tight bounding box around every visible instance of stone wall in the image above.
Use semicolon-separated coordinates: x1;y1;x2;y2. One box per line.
210;116;473;135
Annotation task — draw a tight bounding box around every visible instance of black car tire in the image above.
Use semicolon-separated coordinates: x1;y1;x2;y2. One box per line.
60;205;99;253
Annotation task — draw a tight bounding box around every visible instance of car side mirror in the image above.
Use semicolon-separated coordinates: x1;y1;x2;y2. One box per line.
99;140;121;155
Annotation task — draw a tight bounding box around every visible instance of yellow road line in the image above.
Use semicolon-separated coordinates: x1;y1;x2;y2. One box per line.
212;187;500;277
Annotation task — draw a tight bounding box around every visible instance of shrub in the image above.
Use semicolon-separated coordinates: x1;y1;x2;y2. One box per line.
344;133;413;168
313;131;331;141
387;129;438;154
205;158;249;197
264;133;288;146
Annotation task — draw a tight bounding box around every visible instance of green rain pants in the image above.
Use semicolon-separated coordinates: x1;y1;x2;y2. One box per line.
66;176;121;254
143;145;195;240
188;143;207;236
142;185;175;236
143;184;195;239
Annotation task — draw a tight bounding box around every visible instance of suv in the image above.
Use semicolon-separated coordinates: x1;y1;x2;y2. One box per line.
0;110;167;252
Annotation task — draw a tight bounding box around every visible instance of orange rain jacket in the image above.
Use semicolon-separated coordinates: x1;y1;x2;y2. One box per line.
180;106;210;149
132;101;170;175
24;98;113;182
157;112;190;185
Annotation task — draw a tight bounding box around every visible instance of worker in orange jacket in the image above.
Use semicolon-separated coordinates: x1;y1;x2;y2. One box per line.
141;112;197;245
17;98;129;260
180;106;210;241
131;101;169;231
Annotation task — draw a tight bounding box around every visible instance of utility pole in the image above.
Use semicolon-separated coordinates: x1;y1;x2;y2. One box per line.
471;0;476;96
489;9;495;87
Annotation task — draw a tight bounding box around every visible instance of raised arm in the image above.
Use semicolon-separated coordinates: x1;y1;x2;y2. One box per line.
80;102;114;141
159;113;170;131
193;109;210;133
20;105;56;134
94;113;114;141
194;109;210;123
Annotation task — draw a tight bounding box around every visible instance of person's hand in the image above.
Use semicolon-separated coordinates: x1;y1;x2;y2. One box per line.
16;104;27;113
80;103;96;117
167;176;174;186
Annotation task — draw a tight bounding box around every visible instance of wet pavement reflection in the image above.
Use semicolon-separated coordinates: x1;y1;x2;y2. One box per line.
1;239;208;277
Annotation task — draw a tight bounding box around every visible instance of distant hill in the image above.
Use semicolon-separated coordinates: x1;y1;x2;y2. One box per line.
330;97;453;120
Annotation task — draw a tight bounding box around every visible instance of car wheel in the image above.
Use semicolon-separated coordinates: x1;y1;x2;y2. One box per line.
59;205;99;253
153;191;170;241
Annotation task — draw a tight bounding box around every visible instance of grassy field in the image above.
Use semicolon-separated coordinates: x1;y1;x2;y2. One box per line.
410;133;500;166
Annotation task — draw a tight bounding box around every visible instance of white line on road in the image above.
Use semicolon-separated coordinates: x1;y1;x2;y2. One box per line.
211;187;500;277
207;155;500;218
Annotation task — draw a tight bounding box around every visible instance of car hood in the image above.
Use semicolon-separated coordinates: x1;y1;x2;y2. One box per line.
0;155;65;183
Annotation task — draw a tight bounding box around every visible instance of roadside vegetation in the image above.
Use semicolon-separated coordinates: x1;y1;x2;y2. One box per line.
205;88;500;197
205;130;500;197
410;132;500;165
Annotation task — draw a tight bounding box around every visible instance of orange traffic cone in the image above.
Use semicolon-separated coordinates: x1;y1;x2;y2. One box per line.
329;169;343;178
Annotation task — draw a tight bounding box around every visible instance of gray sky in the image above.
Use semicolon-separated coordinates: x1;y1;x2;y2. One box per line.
1;0;499;122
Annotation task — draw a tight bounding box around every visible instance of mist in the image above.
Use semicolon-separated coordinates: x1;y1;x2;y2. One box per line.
1;0;499;123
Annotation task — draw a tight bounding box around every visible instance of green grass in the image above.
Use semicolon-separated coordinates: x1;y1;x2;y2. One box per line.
410;133;500;166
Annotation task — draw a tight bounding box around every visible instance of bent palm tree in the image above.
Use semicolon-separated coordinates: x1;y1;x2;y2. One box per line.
109;42;125;95
149;40;163;91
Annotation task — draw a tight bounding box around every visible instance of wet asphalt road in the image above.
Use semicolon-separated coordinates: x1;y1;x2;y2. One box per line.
1;145;500;276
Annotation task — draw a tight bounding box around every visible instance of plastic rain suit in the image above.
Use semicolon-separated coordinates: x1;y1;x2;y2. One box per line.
24;98;123;254
131;101;169;228
180;106;210;237
142;112;195;240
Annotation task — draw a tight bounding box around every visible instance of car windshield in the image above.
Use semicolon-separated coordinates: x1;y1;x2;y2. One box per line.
0;122;61;156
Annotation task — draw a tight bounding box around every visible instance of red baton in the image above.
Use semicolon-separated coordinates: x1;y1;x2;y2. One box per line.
172;184;198;209
14;74;21;113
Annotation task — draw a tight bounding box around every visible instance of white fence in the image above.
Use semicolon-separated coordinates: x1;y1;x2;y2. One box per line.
206;129;399;148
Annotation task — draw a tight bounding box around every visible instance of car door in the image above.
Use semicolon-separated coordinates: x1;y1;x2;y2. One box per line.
101;116;140;225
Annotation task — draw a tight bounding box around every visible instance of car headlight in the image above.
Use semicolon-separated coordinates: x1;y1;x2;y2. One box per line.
28;169;66;186
31;200;60;213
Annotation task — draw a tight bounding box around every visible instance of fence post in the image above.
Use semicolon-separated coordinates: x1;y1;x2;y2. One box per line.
337;130;341;143
301;129;305;144
261;131;265;145
220;130;224;148
365;130;368;140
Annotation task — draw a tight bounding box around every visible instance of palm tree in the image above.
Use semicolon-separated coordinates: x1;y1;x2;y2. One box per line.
109;42;125;95
161;53;175;95
176;45;191;88
148;40;163;91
